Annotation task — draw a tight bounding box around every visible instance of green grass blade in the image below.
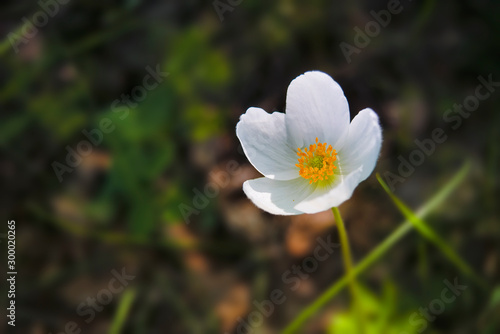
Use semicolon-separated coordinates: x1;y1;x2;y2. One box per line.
0;23;25;56
281;162;471;334
109;288;137;334
376;165;488;289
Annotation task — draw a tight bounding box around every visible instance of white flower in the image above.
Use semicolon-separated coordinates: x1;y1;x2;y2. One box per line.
236;71;382;215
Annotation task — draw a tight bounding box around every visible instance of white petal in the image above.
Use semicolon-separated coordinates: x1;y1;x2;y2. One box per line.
243;177;315;215
294;167;364;214
337;108;382;180
285;71;350;149
237;107;299;180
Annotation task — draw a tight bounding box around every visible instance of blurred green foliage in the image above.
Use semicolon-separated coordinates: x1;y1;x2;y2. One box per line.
1;0;499;333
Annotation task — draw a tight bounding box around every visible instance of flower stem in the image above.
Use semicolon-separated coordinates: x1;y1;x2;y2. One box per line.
281;162;471;334
332;206;365;333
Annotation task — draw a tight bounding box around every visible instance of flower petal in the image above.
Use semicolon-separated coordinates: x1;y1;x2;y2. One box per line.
338;108;382;180
243;177;315;215
237;107;299;180
294;167;364;214
285;71;350;149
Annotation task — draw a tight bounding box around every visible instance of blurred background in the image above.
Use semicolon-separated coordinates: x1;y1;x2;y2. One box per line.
1;0;499;333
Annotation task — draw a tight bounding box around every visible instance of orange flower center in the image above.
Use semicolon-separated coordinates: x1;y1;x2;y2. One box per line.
295;138;337;184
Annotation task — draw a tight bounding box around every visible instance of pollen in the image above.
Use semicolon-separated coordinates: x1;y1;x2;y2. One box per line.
295;138;337;184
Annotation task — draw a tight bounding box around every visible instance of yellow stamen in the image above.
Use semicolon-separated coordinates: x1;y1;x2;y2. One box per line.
295;137;337;184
